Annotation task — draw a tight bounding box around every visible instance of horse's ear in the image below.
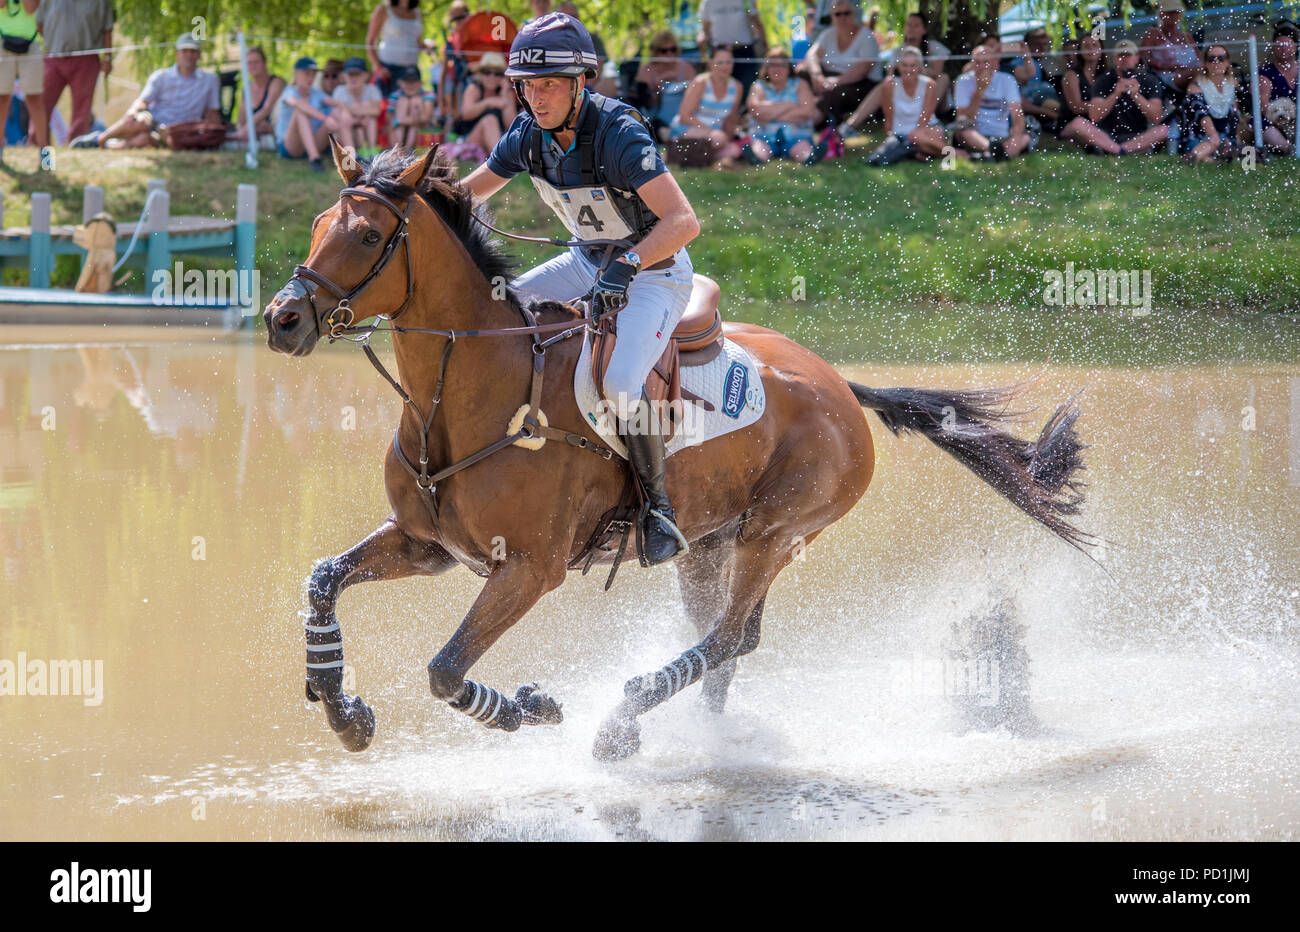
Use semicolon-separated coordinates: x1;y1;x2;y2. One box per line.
330;136;363;186
397;144;439;188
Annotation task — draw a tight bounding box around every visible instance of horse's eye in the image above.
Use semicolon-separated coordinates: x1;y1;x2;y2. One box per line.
362;229;382;246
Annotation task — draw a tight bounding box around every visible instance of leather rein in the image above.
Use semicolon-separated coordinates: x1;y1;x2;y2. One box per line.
289;184;631;544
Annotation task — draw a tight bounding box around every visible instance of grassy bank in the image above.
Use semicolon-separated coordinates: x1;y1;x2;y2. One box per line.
1;145;1296;363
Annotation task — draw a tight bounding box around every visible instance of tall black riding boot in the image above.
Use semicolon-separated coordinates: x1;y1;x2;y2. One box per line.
620;394;689;565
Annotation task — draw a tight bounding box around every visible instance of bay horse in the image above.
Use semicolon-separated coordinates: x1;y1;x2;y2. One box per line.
264;142;1089;761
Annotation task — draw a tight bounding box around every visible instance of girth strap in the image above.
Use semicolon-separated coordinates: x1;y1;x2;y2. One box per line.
363;304;613;541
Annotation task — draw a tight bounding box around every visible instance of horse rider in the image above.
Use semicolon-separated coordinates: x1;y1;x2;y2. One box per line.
463;11;699;565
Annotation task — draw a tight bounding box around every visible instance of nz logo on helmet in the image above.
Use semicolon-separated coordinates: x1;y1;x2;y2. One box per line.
519;48;546;65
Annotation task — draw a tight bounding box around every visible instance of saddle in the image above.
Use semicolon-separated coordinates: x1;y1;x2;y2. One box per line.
570;274;724;588
591;273;724;441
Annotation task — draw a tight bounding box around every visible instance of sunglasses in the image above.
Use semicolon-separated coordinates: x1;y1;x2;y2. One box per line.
1206;53;1229;61
654;46;678;53
479;69;504;75
833;9;854;17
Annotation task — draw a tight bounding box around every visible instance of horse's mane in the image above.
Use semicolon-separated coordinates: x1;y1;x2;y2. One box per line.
359;147;574;321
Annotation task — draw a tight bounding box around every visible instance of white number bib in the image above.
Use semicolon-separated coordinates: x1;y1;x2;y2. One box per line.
530;176;636;242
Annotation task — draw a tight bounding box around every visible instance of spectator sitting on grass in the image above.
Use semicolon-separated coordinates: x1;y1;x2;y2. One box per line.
1060;34;1118;153
1015;27;1063;133
799;0;882;129
1088;40;1168;155
864;45;945;165
275;57;345;172
1259;24;1298;153
950;42;1030;160
840;11;949;138
333;57;384;156
388;65;435;148
1061;34;1101;121
1178;44;1240;162
320;59;344;101
73;33;220;148
697;0;767;100
454;52;515;153
669;43;744;166
741;46;823;165
634;29;696;141
961;35;1034;83
232;45;284;147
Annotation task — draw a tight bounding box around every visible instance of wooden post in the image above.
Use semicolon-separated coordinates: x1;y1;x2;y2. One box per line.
146;188;171;294
29;193;52;289
235;184;258;322
0;191;5;229
80;185;106;279
82;185;104;222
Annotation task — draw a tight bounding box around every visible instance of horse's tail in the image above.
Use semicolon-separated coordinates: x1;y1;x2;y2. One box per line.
848;381;1093;551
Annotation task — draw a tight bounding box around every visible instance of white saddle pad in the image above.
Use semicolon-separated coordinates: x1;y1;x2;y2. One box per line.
573;330;767;459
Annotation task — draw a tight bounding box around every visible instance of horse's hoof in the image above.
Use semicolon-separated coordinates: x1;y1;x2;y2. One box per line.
592;717;641;762
516;683;564;726
333;694;376;752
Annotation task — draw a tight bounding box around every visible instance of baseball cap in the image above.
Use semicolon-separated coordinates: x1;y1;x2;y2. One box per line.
1113;39;1139;55
1159;0;1185;12
176;33;200;51
395;66;422;83
343;57;369;73
293;56;319;71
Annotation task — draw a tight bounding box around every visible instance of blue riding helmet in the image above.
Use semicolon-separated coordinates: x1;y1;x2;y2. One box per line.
505;12;598;79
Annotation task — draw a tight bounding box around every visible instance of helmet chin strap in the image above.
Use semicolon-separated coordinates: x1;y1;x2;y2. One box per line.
559;78;582;132
513;75;585;133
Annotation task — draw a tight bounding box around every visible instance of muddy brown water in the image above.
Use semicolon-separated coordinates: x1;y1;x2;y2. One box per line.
1;333;1296;840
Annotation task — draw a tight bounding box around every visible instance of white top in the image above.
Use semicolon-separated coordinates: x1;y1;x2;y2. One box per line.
1197;77;1236;120
890;74;939;134
341;83;383;108
954;70;1021;139
811;26;882;82
140;65;221;125
698;0;757;46
378;8;423;67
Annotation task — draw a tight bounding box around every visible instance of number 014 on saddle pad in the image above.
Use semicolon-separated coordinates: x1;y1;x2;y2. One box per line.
573;275;767;459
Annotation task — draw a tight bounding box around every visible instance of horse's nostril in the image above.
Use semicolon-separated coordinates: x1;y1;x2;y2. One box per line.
276;310;300;330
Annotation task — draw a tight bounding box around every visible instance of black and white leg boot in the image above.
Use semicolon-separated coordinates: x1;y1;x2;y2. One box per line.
621;393;689;566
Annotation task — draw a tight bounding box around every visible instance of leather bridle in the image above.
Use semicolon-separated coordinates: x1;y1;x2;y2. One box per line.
279;179;631;551
288;186;414;340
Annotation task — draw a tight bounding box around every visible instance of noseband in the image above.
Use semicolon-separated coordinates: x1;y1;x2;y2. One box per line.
289;187;414;338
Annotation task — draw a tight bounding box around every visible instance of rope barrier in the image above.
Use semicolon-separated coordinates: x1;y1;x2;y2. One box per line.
0;32;1290;67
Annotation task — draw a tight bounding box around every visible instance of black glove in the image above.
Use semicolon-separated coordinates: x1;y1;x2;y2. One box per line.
591;258;637;316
